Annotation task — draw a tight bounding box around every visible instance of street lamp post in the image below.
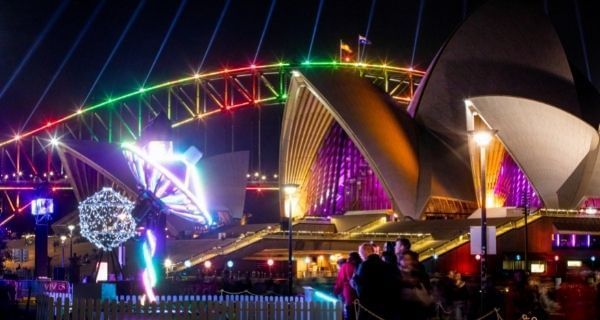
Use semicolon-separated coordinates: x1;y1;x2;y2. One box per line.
68;224;75;259
472;130;495;312
283;183;298;295
60;235;67;268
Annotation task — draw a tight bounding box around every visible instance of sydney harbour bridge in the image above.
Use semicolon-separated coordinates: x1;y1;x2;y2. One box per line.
0;61;423;226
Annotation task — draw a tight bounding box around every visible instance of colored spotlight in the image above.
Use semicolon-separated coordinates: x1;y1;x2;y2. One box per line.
50;137;59;146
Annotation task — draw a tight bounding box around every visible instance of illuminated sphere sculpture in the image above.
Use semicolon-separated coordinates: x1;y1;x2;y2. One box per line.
79;187;136;251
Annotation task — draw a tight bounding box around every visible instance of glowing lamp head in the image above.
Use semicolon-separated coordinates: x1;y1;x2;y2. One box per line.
227;260;234;268
164;258;173;268
184;260;192;268
146;141;173;159
475;254;481;261
267;259;274;266
68;224;75;232
304;256;311;264
554;255;559;262
60;235;67;243
472;130;495;147
204;260;212;269
591;256;596;262
283;184;299;196
433;254;438;260
14;134;20;141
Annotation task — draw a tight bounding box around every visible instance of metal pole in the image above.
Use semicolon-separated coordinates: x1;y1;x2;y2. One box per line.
524;194;529;272
70;235;73;259
288;196;293;295
61;243;65;268
479;145;488;312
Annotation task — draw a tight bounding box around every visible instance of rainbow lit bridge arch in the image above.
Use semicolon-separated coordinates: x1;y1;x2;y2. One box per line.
0;61;423;217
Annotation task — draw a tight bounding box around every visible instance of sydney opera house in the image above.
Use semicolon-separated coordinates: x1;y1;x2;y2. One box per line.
280;1;599;221
277;0;599;274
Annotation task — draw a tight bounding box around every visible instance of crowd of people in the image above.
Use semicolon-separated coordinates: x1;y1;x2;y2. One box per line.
334;238;436;320
334;238;600;320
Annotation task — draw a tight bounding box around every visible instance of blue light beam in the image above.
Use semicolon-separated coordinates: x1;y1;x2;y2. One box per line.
142;0;188;87
0;0;69;101
253;0;277;64
21;0;106;131
197;0;231;73
306;0;325;61
81;0;147;107
410;0;426;68
360;0;377;62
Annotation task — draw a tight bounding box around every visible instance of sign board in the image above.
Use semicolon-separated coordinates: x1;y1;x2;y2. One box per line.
31;198;54;215
470;226;497;255
1;280;71;299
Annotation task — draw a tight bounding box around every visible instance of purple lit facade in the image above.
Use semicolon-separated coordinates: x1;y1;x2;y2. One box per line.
304;123;392;216
494;153;542;209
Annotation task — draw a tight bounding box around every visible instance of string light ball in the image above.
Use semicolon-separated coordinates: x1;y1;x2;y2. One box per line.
79;187;136;250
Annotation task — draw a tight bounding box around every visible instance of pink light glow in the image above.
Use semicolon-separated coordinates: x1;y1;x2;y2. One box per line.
571;234;576;247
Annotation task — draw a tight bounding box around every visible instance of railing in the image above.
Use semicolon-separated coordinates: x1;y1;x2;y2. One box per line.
171;225;281;272
419;209;544;261
266;230;431;242
36;294;341;320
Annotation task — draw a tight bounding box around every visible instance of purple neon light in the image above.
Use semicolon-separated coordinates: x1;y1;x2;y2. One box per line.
571;234;576;247
304;123;392;216
556;234;560;247
493;153;542;208
588;234;591;247
122;142;212;224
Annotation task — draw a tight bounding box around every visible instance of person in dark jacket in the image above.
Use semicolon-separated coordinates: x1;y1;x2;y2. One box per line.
352;243;399;320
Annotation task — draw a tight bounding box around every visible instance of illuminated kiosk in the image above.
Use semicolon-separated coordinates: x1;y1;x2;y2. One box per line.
32;188;54;278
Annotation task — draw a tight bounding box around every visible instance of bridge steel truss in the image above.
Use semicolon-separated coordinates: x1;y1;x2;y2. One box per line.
0;61;423;217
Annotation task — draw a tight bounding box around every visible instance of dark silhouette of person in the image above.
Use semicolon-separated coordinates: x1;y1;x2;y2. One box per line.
352;243;398;320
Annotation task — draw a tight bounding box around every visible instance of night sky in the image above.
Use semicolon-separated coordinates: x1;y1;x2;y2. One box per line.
1;0;599;230
1;0;599;131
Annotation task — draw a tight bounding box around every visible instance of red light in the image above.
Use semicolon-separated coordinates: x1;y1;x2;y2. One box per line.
475;254;481;261
47;121;52;127
250;64;256;69
554;255;559;261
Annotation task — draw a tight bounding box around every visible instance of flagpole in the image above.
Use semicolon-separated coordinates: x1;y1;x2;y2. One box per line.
357;36;361;63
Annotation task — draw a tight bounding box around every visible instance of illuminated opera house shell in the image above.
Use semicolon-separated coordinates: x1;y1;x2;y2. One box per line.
279;0;600;219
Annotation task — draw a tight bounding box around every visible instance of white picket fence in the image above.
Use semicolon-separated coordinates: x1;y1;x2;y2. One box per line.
43;293;306;304
36;294;342;320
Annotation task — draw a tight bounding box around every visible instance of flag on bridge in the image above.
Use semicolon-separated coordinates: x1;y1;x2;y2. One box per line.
358;35;372;45
339;40;354;62
340;41;353;53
